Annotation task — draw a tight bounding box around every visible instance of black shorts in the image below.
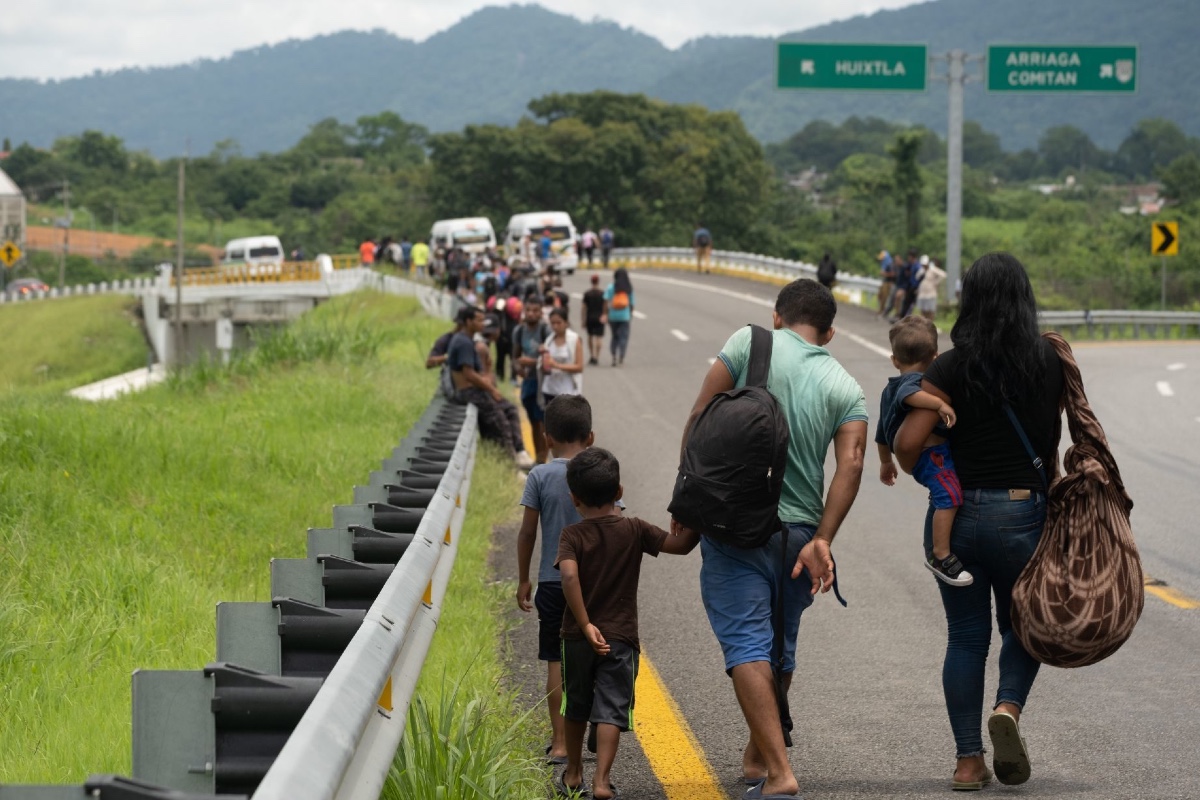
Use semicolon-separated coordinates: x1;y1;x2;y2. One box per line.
561;638;639;730
535;582;566;662
586;321;605;337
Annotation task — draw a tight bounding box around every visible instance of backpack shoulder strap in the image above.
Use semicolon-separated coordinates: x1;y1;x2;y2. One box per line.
746;324;773;388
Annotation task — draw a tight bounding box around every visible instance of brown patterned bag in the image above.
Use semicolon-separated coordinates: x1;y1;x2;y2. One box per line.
1008;332;1142;668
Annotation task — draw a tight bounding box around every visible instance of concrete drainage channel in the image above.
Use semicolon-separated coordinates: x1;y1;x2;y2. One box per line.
2;397;479;800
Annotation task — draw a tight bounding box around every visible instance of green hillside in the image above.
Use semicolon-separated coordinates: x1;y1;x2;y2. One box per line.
0;0;1194;154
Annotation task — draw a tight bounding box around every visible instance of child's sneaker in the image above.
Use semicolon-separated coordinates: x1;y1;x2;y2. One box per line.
926;553;974;586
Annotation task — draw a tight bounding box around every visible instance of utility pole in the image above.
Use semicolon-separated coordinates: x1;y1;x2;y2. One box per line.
58;178;70;287
174;156;185;365
945;50;966;306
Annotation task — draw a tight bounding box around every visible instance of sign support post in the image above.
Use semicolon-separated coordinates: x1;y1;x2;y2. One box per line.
945;51;966;304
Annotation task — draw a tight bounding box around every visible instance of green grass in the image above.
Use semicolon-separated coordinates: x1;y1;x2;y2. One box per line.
0;291;470;782
0;295;148;394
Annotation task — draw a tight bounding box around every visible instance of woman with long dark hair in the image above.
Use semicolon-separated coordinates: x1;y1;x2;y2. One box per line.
604;268;635;366
894;252;1065;791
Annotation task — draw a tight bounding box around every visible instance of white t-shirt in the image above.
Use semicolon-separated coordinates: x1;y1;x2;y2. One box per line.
541;329;582;396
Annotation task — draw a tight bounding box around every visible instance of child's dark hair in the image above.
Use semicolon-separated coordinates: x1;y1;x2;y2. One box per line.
548;307;568;323
567;447;620;508
544;395;592;444
889;316;939;365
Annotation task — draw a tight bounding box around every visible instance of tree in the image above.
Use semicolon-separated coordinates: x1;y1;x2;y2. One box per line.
2;137;10;152
1159;153;1200;204
1116;118;1194;180
888;131;924;239
1038;125;1102;177
962;121;1004;170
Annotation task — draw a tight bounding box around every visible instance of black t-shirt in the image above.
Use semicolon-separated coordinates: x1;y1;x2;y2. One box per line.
446;332;480;375
582;288;606;324
923;338;1063;490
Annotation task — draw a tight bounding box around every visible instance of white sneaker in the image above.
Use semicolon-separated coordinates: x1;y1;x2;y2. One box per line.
515;451;535;471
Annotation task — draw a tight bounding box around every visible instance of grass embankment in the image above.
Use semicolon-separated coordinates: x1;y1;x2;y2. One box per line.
0;291;540;790
0;295;148;395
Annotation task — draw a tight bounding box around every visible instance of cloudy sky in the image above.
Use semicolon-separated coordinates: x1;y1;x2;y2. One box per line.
0;0;925;81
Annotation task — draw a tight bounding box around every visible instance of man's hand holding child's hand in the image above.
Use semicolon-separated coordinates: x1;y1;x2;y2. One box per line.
584;623;610;656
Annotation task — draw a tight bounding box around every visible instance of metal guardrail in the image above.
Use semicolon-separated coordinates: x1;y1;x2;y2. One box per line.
608;247;1200;339
253;410;477;800
610;246;883;299
4;399;481;798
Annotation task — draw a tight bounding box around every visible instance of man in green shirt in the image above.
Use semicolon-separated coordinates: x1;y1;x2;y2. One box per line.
678;279;868;798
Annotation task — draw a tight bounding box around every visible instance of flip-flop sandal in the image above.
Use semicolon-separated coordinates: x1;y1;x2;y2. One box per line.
951;767;993;791
546;755;569;766
594;786;621;800
742;776;768;787
743;780;804;800
554;774;590;798
988;711;1032;785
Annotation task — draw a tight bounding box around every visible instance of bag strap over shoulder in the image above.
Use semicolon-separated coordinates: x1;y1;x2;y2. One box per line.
746;324;773;388
1003;403;1049;491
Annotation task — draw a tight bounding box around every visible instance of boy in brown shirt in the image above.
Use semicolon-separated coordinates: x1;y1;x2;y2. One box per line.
555;448;699;799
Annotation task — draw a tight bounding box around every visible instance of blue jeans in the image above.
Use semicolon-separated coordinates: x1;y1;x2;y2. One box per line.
609;320;631;361
924;488;1046;757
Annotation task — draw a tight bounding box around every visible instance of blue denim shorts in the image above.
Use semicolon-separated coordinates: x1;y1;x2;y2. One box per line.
520;375;543;423
699;523;816;673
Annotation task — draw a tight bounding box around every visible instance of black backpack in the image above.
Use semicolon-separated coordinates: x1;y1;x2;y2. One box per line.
668;324;789;548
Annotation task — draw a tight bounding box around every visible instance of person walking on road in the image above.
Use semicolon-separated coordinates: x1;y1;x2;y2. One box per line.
581;227;598;266
816;252;838;290
515;395;598;770
693;223;713;273
358;238;376;266
876;249;896;318
599;226;614;269
894;252;1065;791
514;297;552;464
539;308;584;407
679;280;868;798
582;274;607;365
556;447;700;800
604;268;635;367
916;256;946;321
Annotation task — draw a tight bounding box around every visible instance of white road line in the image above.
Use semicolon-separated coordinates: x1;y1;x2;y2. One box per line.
1167;363;1186;371
671;329;691;342
1156;381;1175;397
633;310;647;320
570;292;583;300
633;273;892;360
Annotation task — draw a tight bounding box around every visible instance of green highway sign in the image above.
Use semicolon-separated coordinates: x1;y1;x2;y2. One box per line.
987;45;1137;92
777;43;927;91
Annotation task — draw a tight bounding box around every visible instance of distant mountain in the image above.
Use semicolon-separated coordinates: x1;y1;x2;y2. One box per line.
0;0;1194;156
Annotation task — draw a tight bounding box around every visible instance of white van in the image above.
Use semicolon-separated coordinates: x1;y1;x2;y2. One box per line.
504;211;578;274
430;217;496;255
222;236;285;274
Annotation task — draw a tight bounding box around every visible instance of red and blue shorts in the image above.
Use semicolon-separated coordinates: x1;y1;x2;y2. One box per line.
912;442;963;510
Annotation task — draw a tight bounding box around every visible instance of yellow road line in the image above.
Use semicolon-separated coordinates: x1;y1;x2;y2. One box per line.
1144;576;1200;609
634;652;726;800
515;395;725;796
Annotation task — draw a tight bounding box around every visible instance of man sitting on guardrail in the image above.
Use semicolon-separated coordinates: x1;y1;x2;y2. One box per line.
446;305;535;469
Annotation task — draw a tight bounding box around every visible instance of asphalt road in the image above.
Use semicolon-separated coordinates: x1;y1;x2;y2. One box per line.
496;268;1200;800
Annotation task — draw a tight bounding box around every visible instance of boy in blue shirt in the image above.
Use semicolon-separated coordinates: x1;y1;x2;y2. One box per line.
876;316;973;586
516;395;596;765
